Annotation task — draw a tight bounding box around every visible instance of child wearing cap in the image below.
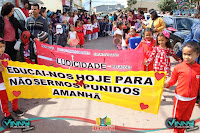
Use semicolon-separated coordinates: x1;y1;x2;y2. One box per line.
37;31;49;43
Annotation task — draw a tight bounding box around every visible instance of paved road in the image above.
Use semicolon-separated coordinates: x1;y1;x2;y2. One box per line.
0;36;199;133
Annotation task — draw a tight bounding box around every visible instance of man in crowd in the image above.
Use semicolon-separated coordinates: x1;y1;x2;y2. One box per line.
21;2;29;18
26;3;49;41
91;12;97;23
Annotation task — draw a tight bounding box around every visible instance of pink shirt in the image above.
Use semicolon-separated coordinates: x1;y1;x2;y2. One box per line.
128;14;137;26
3;17;15;42
69;17;74;25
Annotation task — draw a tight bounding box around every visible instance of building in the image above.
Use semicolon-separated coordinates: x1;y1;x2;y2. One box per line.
62;0;83;12
131;0;200;12
0;0;44;8
130;0;160;12
93;4;124;14
0;0;83;12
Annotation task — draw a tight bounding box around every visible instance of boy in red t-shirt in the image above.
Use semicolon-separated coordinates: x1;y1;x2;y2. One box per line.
0;38;24;121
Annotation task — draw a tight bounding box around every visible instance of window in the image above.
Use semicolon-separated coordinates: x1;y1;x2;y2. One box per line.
163;17;173;28
176;18;198;31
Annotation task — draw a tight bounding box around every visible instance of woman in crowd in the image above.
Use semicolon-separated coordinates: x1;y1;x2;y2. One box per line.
142;9;166;37
51;12;60;33
127;10;137;26
137;10;145;20
0;2;26;61
69;12;75;26
40;7;53;45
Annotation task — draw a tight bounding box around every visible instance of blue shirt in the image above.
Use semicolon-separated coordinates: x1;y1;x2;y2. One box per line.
109;16;114;22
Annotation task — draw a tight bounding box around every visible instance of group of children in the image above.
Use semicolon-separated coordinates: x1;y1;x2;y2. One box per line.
0;19;200;132
113;21;139;50
43;18;101;48
99;19;113;37
113;20;200;133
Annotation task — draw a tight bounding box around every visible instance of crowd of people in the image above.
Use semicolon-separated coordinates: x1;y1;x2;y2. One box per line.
0;2;200;133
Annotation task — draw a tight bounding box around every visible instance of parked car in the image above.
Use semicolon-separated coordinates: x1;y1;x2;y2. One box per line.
163;16;199;54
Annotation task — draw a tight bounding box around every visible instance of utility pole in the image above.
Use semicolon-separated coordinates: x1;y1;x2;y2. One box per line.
90;0;92;15
70;0;73;12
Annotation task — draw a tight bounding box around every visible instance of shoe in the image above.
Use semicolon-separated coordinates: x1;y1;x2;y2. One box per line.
13;109;24;117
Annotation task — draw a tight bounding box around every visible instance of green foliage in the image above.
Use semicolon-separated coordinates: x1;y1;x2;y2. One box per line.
127;0;137;7
158;0;176;12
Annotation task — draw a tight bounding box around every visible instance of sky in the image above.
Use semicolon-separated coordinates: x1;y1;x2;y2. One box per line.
82;0;128;11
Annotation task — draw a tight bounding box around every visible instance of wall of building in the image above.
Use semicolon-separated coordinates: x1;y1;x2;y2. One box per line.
131;0;160;11
93;4;124;13
39;0;63;12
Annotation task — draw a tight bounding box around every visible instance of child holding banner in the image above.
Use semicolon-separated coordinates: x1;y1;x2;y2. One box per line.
164;40;200;133
144;30;182;77
75;20;85;48
144;31;182;101
0;38;24;121
138;28;155;71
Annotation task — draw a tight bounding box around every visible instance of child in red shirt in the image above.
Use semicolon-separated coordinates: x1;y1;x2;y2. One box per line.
137;28;155;71
164;40;200;133
0;38;24;121
144;31;181;77
75;20;85;48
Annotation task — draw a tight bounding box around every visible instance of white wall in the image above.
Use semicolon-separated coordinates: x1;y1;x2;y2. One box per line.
39;0;63;12
131;1;160;11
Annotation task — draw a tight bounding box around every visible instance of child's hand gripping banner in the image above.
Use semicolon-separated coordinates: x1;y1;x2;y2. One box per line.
2;61;166;114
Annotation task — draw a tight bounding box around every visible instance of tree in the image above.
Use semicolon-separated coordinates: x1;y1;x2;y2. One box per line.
127;0;137;7
158;0;177;12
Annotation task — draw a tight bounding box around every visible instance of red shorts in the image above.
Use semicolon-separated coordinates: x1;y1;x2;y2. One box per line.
86;30;92;34
93;28;99;33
